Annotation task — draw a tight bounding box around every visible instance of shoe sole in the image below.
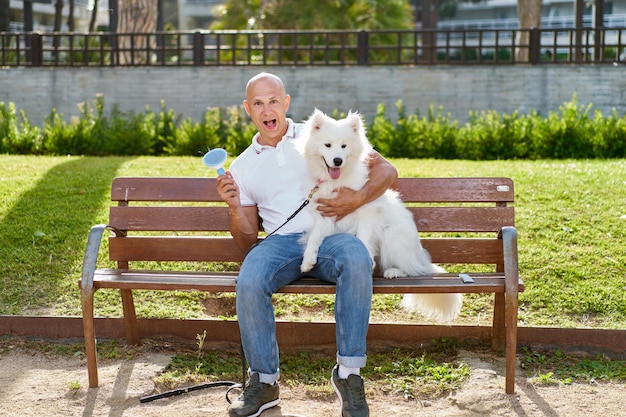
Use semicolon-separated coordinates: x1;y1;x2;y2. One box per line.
330;373;345;417
247;398;281;417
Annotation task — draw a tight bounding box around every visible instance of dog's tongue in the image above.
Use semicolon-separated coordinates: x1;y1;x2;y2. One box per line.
329;167;341;180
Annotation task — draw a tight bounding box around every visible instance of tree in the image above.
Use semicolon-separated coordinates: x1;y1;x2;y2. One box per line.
118;0;158;64
89;0;99;31
67;0;75;31
212;0;413;30
516;0;542;62
54;0;64;32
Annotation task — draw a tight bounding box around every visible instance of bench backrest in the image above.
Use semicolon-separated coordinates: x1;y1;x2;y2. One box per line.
107;177;514;270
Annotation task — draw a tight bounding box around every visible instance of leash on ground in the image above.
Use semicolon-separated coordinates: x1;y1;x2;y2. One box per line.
140;380;243;403
140;345;247;403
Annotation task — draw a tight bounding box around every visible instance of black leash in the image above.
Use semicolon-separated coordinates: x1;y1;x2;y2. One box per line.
140;380;243;403
140;345;247;403
263;184;319;240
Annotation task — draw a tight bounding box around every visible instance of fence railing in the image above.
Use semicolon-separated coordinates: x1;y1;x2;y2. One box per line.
1;28;625;67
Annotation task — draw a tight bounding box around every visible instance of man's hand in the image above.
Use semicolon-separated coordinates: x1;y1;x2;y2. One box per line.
216;172;259;251
316;151;398;220
316;187;364;220
216;172;241;208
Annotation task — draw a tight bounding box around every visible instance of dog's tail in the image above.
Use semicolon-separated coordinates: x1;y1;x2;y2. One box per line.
400;263;463;322
400;293;463;323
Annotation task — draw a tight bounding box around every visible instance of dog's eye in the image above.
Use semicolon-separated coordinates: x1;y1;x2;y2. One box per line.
341;144;347;149
324;143;331;148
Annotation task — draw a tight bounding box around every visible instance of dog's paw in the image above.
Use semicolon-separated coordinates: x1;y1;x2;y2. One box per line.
300;262;314;273
301;256;316;273
383;268;408;279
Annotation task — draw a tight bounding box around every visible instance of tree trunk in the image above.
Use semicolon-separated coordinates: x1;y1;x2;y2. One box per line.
516;0;542;62
67;0;75;31
118;0;158;64
89;0;99;32
54;0;64;32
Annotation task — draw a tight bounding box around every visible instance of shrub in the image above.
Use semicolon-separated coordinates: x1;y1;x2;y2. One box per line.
2;94;625;159
0;102;43;154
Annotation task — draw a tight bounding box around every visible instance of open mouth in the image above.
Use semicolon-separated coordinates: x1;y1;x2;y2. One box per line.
325;160;341;180
264;119;277;129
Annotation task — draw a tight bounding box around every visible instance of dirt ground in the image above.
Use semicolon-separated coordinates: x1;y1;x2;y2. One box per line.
0;342;624;417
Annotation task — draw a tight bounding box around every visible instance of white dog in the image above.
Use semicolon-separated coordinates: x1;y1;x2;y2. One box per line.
297;109;462;322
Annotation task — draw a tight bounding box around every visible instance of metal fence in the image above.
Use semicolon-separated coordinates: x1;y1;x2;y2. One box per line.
1;28;625;67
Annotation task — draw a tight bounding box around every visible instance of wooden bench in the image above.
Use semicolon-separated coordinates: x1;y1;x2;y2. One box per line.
80;176;523;393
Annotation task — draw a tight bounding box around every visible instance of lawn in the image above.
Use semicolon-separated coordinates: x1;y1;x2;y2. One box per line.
1;155;625;329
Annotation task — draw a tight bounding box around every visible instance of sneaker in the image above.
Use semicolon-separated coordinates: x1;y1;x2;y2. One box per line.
227;373;280;417
330;365;369;417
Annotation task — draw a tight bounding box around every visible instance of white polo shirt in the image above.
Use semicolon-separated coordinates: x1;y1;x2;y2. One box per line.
230;119;315;235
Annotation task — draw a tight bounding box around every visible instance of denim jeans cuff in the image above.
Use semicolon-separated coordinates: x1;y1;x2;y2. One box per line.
252;370;280;385
336;352;367;369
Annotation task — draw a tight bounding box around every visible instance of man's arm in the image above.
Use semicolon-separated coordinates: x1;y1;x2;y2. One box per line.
316;151;398;220
216;172;260;251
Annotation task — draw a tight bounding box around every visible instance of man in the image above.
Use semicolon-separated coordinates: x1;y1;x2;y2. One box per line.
216;72;397;417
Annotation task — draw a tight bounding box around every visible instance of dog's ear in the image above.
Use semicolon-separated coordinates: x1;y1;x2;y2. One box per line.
309;108;326;132
347;111;363;134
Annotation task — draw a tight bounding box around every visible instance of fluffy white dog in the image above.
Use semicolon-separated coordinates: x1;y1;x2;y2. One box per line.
298;109;462;322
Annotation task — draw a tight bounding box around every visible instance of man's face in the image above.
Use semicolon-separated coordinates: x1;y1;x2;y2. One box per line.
244;77;291;146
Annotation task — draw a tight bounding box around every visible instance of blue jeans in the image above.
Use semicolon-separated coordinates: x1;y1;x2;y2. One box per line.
235;232;373;384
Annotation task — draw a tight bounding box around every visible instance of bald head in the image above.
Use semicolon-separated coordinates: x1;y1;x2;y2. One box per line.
245;72;286;100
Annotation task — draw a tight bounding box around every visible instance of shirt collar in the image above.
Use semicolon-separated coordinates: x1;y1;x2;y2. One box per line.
252;118;296;154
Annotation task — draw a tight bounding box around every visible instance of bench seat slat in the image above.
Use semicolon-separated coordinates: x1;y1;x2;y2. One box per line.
395;177;514;203
411;207;514;232
110;206;231;231
111;177;514;204
112;177;222;202
108;236;505;264
90;269;524;295
109;206;514;233
109;236;247;262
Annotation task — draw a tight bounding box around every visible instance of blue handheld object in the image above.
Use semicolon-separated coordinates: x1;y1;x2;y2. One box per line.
202;148;227;175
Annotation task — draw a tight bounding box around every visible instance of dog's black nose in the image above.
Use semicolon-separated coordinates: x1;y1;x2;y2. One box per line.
333;158;342;167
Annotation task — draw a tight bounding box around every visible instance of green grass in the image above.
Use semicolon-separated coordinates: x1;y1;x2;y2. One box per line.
155;343;471;399
0;155;625;330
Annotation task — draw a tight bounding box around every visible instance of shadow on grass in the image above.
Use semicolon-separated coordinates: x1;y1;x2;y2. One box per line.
0;156;133;314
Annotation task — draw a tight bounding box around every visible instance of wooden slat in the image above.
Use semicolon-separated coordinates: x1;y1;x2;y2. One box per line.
109;206;231;231
110;177;515;204
108;206;513;233
108;236;247;262
108;236;504;264
111;177;221;202
395;177;514;203
422;239;503;264
411;207;514;232
91;270;524;294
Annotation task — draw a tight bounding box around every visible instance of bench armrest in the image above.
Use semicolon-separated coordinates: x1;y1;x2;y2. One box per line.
501;226;519;290
80;224;123;293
